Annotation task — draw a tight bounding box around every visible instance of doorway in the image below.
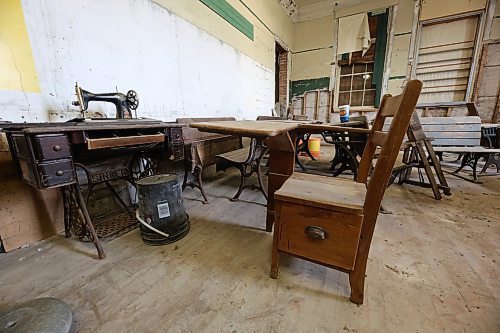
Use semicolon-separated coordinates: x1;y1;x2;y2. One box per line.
275;42;288;117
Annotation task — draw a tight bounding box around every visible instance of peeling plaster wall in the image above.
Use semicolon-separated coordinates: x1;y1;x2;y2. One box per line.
0;0;280;122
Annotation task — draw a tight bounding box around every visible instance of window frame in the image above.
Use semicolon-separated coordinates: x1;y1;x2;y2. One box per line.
411;10;485;107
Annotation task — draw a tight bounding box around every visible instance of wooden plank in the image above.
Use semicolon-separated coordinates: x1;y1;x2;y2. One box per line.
433;146;500;152
297;124;371;134
176;117;235;124
424;131;481;139
420;124;481;132
217;147;249;163
86;134;164;150
190;121;298;137
274;173;366;215
371;131;388;147
419;116;481;124
431;138;481;146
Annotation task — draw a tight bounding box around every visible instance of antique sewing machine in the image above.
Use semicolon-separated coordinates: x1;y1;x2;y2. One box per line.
72;83;139;119
1;85;185;259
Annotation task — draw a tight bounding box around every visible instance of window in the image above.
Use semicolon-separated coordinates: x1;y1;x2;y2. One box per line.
414;14;480;105
335;11;388;108
338;63;376;107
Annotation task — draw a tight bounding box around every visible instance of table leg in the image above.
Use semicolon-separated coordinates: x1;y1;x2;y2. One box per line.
73;183;106;259
265;132;296;232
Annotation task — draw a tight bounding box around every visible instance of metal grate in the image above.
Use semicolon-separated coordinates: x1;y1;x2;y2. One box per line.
94;212;138;241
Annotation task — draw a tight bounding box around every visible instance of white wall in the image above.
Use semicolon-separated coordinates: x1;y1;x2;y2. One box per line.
0;0;275;122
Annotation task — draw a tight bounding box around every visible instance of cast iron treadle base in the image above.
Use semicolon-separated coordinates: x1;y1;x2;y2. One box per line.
94;212;138;241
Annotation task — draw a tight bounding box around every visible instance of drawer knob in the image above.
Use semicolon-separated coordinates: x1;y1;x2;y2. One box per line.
56;170;64;176
305;226;328;240
53;145;62;152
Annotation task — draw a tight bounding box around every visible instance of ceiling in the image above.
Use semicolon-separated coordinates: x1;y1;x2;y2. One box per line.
279;0;371;22
294;0;369;9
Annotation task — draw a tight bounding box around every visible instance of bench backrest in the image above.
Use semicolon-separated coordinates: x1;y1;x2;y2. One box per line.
176;117;242;166
176;117;236;144
419;116;481;147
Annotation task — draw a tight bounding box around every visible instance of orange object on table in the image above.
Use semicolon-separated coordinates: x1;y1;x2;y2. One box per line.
308;137;321;158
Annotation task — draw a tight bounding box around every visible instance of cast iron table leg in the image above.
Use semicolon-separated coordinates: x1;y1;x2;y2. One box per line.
73;183;105;259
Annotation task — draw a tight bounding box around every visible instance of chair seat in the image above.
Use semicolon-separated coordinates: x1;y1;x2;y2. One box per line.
217;147;251;164
274;173;365;215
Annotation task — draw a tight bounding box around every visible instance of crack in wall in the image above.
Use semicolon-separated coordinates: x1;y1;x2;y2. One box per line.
0;33;33;121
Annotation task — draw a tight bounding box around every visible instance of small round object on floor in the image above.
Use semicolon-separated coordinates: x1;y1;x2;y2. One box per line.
0;298;72;333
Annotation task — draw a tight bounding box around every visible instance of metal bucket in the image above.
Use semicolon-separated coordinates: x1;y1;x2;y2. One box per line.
136;174;189;245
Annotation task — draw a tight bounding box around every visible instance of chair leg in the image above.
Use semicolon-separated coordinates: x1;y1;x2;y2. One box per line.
270;203;281;279
348;214;378;305
270;248;280;279
415;142;441;200
425;141;451;196
348;269;365;305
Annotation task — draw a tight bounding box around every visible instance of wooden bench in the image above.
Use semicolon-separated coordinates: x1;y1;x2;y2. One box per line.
177;117;242;203
419;116;500;182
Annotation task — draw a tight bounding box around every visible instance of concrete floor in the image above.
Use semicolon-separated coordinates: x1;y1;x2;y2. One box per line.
0;151;499;332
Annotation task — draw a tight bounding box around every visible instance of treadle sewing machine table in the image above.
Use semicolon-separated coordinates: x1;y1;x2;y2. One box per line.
1;119;184;259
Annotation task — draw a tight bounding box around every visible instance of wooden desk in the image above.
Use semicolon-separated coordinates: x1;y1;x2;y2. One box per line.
190;121;298;231
191;120;368;231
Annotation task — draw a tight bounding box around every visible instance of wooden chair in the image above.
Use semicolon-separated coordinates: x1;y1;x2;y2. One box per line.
270;80;423;304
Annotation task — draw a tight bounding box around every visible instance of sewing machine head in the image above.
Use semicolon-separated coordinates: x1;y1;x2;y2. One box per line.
72;83;139;119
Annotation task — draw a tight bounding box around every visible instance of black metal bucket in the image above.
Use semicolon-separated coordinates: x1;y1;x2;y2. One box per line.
136;174;189;245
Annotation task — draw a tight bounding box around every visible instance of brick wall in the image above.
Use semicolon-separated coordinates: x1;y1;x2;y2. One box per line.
278;51;289;114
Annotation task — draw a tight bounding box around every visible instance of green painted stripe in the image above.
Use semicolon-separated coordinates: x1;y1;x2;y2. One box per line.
200;0;254;40
290;77;330;98
389;76;406;80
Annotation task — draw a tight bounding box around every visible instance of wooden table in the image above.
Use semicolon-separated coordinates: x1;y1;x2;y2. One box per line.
190;120;371;232
190;120;299;231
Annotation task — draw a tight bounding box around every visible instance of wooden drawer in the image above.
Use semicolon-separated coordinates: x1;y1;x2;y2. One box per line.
169;127;183;145
11;134;30;159
276;201;363;271
37;159;76;188
33;134;71;161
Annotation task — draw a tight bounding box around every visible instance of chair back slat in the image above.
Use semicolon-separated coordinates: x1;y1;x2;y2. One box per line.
370;131;388;147
378;93;404;117
356;80;422;218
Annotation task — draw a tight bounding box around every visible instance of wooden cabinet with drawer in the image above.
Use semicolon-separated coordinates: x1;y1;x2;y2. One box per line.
9;133;76;189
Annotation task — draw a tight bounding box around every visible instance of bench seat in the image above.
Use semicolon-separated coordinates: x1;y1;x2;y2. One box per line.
433;146;500;153
217;147;251;164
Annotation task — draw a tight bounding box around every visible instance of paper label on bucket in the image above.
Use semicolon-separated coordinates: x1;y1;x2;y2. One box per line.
157;201;171;219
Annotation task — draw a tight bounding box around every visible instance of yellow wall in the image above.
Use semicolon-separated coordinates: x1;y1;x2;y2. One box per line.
420;0;487;20
489;0;500;40
153;0;294;70
291;15;334;80
0;0;40;92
